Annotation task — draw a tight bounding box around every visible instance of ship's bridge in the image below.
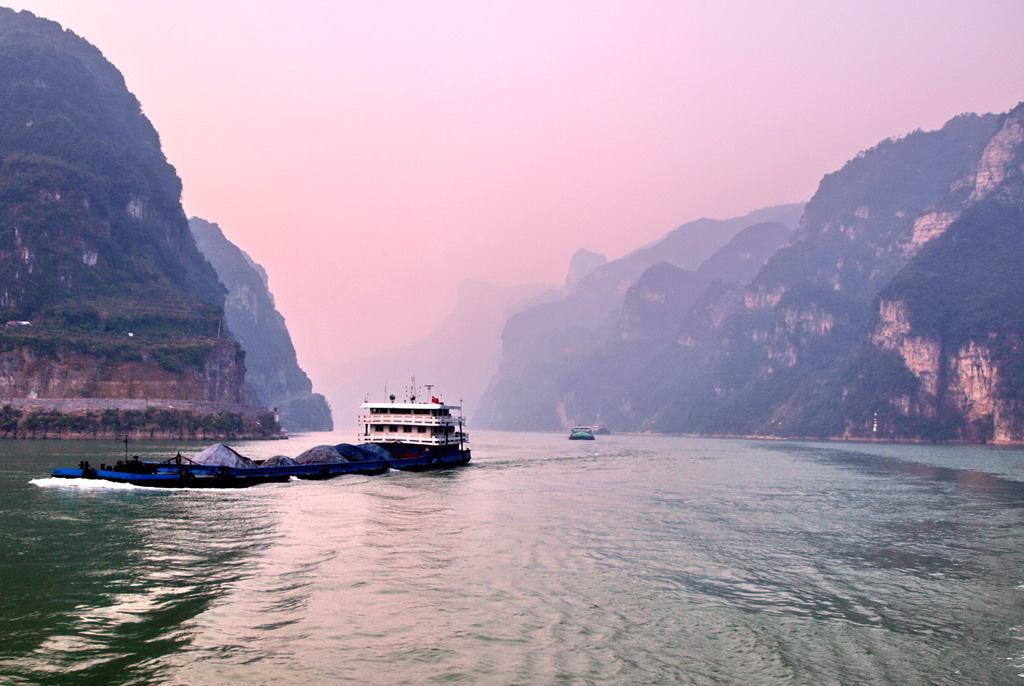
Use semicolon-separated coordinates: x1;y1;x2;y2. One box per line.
358;402;466;446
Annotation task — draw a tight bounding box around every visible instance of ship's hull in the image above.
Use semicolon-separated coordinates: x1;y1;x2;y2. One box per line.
50;467;290;488
371;443;472;471
51;458;391;488
569;432;595;440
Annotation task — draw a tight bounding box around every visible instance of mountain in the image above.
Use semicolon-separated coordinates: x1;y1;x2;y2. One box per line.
618;222;795;344
325;279;553;427
476;204;804;429
0;9;279;438
189;217;332;431
850;108;1024;442
481;105;1024;442
671;109;1005;440
0;10;223;318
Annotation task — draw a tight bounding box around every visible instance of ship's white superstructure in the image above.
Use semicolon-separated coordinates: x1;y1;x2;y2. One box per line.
356;380;471;469
358;400;468;449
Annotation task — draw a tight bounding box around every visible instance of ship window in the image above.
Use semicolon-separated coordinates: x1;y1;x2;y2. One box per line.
403;426;412;433
418;426;426;433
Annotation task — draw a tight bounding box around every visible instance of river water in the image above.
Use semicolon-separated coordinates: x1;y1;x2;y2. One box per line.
2;431;1024;684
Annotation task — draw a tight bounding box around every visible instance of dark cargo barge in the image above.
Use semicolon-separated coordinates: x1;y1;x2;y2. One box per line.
49;385;472;488
51;452;390;488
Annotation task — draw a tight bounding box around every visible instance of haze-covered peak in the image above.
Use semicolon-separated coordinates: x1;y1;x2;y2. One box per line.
565;249;607;289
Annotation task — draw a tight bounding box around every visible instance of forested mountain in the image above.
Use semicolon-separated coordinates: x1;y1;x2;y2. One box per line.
0;9;278;437
190;217;332;431
0;9;223;324
481;106;1024;443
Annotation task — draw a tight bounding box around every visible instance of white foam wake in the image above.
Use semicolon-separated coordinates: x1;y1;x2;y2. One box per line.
30;477;146;491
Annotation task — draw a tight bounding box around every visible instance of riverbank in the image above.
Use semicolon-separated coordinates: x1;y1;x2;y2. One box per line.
0;399;285;440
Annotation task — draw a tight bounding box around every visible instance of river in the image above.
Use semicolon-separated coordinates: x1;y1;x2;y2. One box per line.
2;431;1023;684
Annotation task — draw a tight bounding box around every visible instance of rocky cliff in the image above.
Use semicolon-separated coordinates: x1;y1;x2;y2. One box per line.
190;217;332;431
0;334;244;401
861;149;1024;442
0;9;280;437
643;109;1007;440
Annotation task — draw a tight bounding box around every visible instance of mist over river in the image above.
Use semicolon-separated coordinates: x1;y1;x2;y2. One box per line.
2;432;1024;684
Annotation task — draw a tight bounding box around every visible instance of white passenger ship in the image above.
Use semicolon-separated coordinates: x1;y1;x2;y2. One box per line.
358;383;471;470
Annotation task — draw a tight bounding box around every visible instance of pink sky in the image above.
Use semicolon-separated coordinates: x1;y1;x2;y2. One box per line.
6;1;1024;387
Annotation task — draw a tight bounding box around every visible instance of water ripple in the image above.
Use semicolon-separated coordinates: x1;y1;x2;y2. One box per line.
3;433;1024;683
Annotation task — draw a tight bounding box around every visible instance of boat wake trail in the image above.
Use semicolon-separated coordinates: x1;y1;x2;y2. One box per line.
30;477;147;490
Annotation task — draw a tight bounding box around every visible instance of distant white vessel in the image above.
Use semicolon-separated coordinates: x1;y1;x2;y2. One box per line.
358;381;471;470
569;426;595;440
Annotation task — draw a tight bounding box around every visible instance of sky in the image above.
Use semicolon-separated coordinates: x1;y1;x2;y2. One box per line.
5;0;1024;389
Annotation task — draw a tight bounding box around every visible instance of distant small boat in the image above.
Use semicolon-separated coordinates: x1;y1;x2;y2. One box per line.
569;426;595;440
592;424;610;435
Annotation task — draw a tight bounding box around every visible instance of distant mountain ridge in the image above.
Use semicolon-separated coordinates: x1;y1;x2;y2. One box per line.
476;204;804;429
480;105;1024;443
190;217;332;431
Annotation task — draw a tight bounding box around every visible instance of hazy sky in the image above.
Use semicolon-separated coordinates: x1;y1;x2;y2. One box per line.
5;1;1024;388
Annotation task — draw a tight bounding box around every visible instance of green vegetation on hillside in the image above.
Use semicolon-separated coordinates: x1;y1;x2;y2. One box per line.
882;201;1024;345
0;404;280;439
0;9;225;337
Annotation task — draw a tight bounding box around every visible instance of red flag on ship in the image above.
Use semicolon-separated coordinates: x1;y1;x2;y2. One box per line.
431;396;441;404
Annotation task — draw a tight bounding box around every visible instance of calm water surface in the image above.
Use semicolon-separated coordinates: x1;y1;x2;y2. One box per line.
1;431;1024;684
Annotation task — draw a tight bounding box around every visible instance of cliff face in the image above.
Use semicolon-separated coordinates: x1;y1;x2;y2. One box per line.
565;249;607;290
0;9;273;434
697;107;1022;442
618;263;702;343
189;217;332;431
669;110;1009;440
0;337;244;402
859;124;1024;442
